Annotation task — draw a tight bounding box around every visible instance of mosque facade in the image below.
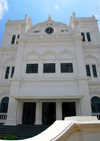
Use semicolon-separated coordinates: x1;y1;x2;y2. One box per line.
0;13;100;125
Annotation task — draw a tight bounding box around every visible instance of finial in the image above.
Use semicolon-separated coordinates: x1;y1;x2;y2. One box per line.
72;12;76;17
8;18;11;21
24;14;28;24
72;12;76;21
48;15;51;20
28;17;32;24
92;14;95;17
25;14;28;20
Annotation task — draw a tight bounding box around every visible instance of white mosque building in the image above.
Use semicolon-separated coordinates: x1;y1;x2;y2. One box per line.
0;13;100;125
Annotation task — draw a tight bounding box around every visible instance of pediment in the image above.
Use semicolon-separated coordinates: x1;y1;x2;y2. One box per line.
27;16;72;36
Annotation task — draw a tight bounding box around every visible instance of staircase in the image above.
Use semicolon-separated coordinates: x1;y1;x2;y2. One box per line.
0;123;50;140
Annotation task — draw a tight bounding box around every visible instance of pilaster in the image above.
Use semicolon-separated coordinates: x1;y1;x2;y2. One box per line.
56;59;60;77
14;43;24;78
38;59;43;77
75;42;86;77
17;100;23;124
0;67;3;83
4;97;18;126
77;77;91;116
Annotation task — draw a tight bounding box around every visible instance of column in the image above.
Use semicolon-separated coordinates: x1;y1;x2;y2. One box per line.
56;100;62;120
35;101;42;125
4;97;18;126
75;100;81;116
17;101;23;125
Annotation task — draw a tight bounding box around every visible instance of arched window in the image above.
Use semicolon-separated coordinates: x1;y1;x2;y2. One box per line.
91;97;100;113
0;97;9;113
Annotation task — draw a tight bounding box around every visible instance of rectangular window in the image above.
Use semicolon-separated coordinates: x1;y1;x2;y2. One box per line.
11;35;16;44
17;35;20;38
61;63;73;73
97;104;100;112
81;32;85;41
11;67;15;78
86;32;91;41
91;103;96;113
43;63;55;73
86;65;91;76
26;64;38;73
5;67;10;79
92;65;97;77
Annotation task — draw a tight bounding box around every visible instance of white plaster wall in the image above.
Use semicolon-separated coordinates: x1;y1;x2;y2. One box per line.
0;14;100;125
82;133;100;141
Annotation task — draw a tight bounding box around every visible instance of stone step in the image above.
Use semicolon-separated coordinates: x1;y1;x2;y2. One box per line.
0;124;50;140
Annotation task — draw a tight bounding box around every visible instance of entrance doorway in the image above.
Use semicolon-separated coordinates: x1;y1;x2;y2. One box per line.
62;102;76;120
22;102;36;124
42;102;56;125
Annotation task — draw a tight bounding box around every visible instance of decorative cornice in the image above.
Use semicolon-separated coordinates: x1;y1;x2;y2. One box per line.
88;82;100;85
11;95;84;100
0;84;10;87
0;47;17;52
18;36;82;44
21;78;76;82
82;44;100;49
76;76;90;81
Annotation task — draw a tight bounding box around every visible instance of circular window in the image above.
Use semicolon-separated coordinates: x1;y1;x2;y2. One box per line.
45;27;54;34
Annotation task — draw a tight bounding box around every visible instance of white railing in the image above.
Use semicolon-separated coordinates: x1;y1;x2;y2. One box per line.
0;113;7;122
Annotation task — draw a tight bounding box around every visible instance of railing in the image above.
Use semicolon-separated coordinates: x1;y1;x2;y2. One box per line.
92;114;100;120
0;113;7;123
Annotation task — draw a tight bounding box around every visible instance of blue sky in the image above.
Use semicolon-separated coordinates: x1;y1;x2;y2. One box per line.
0;0;100;46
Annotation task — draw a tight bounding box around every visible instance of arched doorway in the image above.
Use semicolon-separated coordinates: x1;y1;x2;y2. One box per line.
0;97;9;113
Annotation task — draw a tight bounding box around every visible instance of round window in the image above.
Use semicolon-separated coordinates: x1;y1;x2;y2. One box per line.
45;27;54;34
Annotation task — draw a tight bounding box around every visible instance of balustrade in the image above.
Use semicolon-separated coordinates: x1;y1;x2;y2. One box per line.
0;113;7;120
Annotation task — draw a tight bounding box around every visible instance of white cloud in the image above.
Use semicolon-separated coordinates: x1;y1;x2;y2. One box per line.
94;15;100;19
0;0;8;20
55;5;59;9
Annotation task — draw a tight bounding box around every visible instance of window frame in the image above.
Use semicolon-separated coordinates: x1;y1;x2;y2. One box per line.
61;63;73;73
86;65;91;77
26;64;38;73
86;32;91;41
11;35;16;44
92;64;97;77
5;66;15;79
11;34;20;44
43;63;55;73
5;67;10;79
81;32;91;42
0;97;9;113
81;32;85;41
91;97;100;113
